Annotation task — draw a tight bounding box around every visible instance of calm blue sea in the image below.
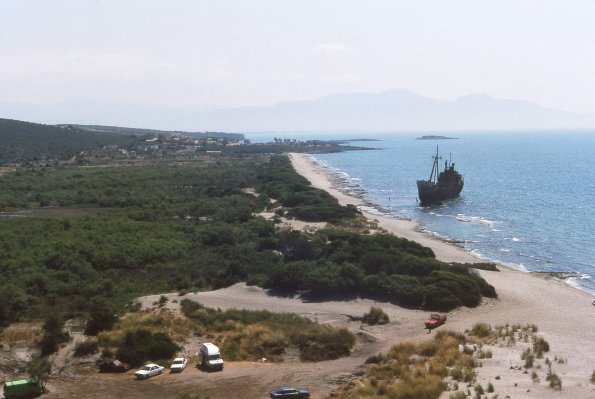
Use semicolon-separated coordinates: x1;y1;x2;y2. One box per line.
248;131;595;295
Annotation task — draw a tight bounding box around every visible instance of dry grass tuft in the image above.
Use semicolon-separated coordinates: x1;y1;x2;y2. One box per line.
0;322;44;344
332;330;472;399
98;309;195;347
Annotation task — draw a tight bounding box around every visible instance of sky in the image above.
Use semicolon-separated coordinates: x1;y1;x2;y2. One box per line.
2;0;595;114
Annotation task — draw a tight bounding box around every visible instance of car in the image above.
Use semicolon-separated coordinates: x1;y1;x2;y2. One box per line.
170;357;188;372
134;363;165;379
98;359;131;372
270;387;310;399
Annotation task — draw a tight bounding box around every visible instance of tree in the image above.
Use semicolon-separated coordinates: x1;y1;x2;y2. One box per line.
27;355;51;388
39;314;70;356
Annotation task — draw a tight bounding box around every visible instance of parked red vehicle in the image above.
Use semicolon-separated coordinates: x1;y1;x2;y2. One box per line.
425;314;447;330
99;359;131;372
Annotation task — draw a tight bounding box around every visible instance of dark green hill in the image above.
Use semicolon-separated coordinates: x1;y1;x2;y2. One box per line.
0;118;137;163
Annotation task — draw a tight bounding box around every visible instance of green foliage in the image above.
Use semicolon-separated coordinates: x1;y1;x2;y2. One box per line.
547;371;562;390
531;370;540;383
85;307;118;336
39;314;70;356
362;306;389;325
267;230;495;311
365;353;386;364
474;383;484;395
181;299;354;362
0;118;138;162
258;156;360;223
533;336;550;358
0;156;497;328
116;329;180;367
26;355;51;387
74;339;99;357
470;323;492;338
454;262;499;272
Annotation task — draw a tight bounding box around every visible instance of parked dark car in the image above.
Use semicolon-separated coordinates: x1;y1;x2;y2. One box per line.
99;359;131;372
270;387;310;399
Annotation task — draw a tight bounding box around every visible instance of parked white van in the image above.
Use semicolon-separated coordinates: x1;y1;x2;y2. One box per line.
198;342;224;371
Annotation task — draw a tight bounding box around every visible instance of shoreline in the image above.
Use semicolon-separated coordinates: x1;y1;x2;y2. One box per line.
290;152;594;290
288;152;595;398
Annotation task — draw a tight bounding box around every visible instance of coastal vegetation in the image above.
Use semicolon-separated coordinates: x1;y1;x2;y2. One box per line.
96;301;354;364
362;307;390;325
0;118;138;162
0;154;496;331
180;299;355;361
332;322;567;399
333;330;475;399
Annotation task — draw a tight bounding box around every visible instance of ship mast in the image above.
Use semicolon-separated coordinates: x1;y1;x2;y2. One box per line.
429;146;441;183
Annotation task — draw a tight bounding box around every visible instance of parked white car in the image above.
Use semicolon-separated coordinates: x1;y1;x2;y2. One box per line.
134;363;164;379
170;357;188;372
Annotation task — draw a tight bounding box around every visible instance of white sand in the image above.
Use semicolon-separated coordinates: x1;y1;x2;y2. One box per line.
287;152;595;398
138;153;595;399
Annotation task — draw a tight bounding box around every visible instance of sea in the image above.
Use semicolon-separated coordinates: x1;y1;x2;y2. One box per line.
247;131;595;295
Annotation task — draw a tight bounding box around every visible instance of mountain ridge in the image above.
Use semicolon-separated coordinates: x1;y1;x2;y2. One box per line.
2;89;595;132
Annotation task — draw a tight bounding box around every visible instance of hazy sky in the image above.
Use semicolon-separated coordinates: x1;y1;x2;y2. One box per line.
2;0;595;113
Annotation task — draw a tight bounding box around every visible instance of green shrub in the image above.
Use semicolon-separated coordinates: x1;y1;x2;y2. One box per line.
116;329;179;367
531;370;540;383
362;306;389;325
474;383;484;394
39;315;70;356
294;326;355;361
470;323;491;338
181;299;354;362
26;355;51;388
74;339;99;357
365;353;386;364
449;392;466;399
591;370;595;383
547;372;562;390
85;309;118;336
158;295;168;307
486;382;494;392
533;337;550;358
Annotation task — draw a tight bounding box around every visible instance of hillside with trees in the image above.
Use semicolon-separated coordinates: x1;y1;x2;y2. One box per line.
0;118;139;163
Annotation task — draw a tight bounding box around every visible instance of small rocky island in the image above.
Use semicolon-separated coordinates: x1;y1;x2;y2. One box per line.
415;135;458;140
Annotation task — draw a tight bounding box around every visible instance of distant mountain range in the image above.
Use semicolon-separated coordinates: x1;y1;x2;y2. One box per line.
2;89;595;132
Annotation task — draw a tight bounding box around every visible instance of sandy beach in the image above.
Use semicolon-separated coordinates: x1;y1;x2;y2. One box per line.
286;152;595;398
135;153;595;399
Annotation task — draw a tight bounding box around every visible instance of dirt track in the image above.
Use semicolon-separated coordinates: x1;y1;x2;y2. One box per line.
41;283;436;399
42;330;388;399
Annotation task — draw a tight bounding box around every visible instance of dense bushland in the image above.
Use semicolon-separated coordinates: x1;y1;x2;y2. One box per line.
0;118;137;162
0;155;496;328
267;230;497;310
116;329;180;367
